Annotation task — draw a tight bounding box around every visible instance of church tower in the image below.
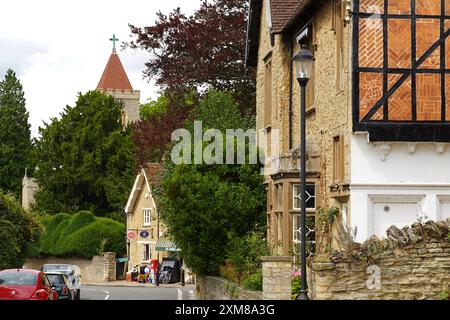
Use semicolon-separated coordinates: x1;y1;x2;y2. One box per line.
96;34;140;123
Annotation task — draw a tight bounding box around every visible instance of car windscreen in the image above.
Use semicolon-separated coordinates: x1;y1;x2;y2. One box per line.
46;274;64;285
43;265;71;271
0;272;37;286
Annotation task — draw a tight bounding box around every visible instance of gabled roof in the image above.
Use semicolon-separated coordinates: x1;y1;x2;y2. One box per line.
245;0;313;67
97;52;133;91
270;0;306;33
124;163;163;214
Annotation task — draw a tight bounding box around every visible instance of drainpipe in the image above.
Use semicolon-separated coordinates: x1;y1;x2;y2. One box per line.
289;39;294;150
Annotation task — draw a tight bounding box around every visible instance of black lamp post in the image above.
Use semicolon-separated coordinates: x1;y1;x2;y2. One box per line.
293;44;314;301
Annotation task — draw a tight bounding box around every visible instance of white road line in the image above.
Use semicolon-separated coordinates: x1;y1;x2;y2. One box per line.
188;290;194;300
177;288;183;300
103;289;110;300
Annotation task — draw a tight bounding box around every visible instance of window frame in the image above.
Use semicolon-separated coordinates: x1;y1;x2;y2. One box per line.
143;208;152;226
292;183;317;211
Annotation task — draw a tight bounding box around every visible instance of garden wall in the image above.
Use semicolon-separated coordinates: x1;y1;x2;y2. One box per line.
196;276;263;300
308;221;450;300
24;252;116;283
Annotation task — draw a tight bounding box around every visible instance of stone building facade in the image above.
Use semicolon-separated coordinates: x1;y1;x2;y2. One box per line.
124;164;170;269
246;0;450;257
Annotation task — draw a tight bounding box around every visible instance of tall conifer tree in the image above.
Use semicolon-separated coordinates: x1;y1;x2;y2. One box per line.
0;69;33;198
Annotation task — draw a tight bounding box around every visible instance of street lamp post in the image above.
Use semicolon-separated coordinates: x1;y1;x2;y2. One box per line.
293;44;314;301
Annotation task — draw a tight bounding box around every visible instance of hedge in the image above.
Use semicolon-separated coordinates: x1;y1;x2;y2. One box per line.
34;211;125;259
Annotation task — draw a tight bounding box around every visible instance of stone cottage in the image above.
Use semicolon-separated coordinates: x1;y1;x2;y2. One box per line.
124;163;173;269
246;0;450;256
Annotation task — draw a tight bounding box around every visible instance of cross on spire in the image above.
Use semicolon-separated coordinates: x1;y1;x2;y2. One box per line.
110;34;119;53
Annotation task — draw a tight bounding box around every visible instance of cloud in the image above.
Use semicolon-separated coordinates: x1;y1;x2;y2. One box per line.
0;0;200;137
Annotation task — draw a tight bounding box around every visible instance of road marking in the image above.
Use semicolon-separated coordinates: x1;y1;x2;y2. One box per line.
177;288;183;300
103;289;110;300
188;290;194;300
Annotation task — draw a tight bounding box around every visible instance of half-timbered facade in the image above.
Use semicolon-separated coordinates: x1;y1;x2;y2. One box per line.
246;0;450;254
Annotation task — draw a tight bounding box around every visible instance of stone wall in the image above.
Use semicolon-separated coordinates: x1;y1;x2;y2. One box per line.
25;252;116;283
308;221;450;300
196;276;263;300
261;256;292;300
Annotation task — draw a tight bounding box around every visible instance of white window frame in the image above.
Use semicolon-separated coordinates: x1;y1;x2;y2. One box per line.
292;183;316;211
143;208;152;226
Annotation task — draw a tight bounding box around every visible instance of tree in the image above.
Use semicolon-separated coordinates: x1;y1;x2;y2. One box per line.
126;0;255;116
0;191;41;269
33;91;136;215
132;91;195;165
0;69;33;198
157;90;265;275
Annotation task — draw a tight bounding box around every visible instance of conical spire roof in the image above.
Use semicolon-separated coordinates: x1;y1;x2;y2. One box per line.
97;52;133;91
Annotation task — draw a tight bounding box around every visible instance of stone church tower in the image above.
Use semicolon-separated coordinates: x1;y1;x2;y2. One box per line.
96;37;140;123
22;169;38;210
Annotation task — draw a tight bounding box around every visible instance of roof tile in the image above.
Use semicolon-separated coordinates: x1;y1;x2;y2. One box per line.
97;52;133;91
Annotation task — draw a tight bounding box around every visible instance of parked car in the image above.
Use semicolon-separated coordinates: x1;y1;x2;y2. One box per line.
45;272;76;300
0;269;57;300
41;264;81;300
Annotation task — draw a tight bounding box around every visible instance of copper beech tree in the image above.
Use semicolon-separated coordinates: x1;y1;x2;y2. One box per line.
126;0;255;116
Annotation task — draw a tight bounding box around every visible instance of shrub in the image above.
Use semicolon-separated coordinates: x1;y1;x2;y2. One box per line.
226;228;270;276
34;211;125;259
60;219;125;258
0;191;41;269
242;270;263;291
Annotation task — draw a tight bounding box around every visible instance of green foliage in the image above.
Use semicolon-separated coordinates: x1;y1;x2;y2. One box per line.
291;276;301;300
226;228;269;275
441;290;450;300
33;91;136;215
0;69;34;198
224;228;268;292
0;191;41;269
242;270;263;291
140;95;169;120
34;211;125;259
158;90;265;275
185;89;254;131
318;206;340;225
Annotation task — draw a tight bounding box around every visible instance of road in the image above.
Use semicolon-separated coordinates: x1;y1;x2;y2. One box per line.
81;285;195;300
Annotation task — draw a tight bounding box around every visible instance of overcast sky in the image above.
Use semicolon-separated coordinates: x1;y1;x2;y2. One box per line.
0;0;200;137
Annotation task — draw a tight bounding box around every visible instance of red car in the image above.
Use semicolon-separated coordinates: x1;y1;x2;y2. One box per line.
0;269;57;300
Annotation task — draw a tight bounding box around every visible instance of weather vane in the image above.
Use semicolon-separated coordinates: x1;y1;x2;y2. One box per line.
110;34;119;53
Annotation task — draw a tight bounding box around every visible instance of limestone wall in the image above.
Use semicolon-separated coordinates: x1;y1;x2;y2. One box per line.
25;252;117;283
308;221;450;300
196;276;263;300
261;256;292;300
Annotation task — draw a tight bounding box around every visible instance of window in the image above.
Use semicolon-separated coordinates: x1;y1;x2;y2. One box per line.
333;135;344;183
292;182;316;259
276;184;283;211
333;0;345;91
292;214;316;258
143;244;150;261
264;56;273;126
143;209;151;226
292;183;316;211
276;212;283;254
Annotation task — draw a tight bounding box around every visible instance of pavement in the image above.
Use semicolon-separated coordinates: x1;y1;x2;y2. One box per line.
81;281;196;300
82;279;195;289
